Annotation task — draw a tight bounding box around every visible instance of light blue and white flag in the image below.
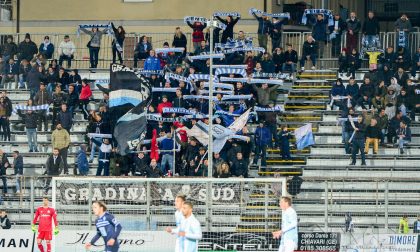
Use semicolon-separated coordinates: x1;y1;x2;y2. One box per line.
294;123;315;150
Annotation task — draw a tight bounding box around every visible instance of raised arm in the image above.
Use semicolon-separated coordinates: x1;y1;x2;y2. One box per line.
79;28;93;35
233;16;240;25
215;16;227;25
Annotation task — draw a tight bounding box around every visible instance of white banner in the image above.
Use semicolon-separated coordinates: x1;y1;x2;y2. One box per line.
56;230;175;252
0;229;35;252
340;233;419;252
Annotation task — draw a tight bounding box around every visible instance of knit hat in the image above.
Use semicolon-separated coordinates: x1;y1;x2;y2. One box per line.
25;33;31;39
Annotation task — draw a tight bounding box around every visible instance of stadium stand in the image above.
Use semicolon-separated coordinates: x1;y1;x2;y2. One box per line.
0;7;419;240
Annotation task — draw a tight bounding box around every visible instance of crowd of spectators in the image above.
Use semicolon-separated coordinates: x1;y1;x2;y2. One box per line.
0;9;417;187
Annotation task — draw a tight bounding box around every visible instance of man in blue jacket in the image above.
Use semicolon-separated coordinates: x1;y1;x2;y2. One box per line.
253;121;272;168
309;14;329;58
144;50;161;71
252;12;271;51
39;36;55;59
1;58;19;89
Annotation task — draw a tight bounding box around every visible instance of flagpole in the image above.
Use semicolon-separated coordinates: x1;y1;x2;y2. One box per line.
207;15;214;178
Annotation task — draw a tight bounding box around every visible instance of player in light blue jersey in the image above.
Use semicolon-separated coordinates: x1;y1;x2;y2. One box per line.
273;196;298;252
166;194;186;252
85;201;122;252
167;201;202;252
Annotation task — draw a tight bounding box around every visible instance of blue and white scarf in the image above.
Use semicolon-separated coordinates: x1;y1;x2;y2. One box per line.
214;65;248;69
184;16;208;24
213;12;241;17
301;9;334;26
330;95;349;107
398;31;406;48
152;87;178;93
215;68;247;77
215;110;241;117
155;47;185;54
188;74;211;81
183;95;219;101
77;24;112;36
94;79;110;86
249;8;290;18
183;114;209;120
220;77;249;83
163;107;197;115
252;72;290;79
138;69;164;76
165;73;190;83
13;104;49;114
222;95;252;100
188;53;225;62
254;105;284;112
201;90;234;95
87;133;113;139
215;39;250;50
224;46;265;54
249;78;283;85
147;113;180;122
203;82;234;90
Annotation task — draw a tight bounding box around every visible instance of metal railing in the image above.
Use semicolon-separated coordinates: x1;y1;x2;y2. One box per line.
2;175;419;233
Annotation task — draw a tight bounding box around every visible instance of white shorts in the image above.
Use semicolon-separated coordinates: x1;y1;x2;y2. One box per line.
278;239;297;252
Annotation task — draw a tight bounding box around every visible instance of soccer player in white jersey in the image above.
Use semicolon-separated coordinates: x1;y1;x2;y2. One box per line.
272;196;298;252
167;201;202;252
166;194;186;252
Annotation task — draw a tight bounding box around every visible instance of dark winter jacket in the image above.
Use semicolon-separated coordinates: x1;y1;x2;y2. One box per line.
0;215;11;229
17;110;38;129
57;110;73;129
3;62;19;75
18;40;38;61
310;17;329;41
255;126;272;147
45;154;64;175
362;17;380;35
13;154;24;175
252;14;271;35
1;41;18;58
283;50;298;63
39;43;55;59
302;40;318;56
216;16;240;42
346;18;361;33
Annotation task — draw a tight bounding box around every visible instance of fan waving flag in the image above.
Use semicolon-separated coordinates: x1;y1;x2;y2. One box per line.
107;63;151;108
294;123;315;150
113;99;149;155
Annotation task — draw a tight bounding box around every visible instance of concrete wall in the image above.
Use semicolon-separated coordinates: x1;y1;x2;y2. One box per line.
20;0;263;21
1;0;266;34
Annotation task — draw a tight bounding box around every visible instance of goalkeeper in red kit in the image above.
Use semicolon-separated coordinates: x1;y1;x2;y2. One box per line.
32;196;59;252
